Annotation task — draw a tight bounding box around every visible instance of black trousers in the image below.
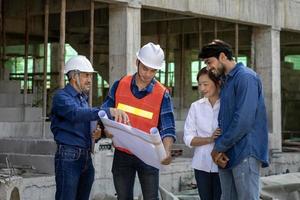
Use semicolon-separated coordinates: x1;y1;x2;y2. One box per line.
194;169;221;200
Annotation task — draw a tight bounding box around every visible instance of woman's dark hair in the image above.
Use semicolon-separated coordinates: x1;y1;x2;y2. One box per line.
196;66;220;86
198;39;234;61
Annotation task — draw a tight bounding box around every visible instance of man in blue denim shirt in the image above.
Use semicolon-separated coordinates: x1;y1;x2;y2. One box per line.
199;40;269;200
51;55;128;200
101;43;176;200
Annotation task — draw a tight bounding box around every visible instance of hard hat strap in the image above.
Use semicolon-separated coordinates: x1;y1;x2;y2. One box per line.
75;72;84;94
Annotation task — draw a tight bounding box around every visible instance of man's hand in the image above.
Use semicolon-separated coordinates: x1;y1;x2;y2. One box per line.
161;137;174;165
109;108;130;125
211;150;229;168
211;149;223;163
216;153;229;168
161;151;172;165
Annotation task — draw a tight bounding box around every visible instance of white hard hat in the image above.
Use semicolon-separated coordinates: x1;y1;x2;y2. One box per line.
136;42;164;70
64;55;95;74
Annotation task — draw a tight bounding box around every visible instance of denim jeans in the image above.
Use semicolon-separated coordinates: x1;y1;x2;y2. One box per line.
55;144;95;200
194;169;221;200
112;149;159;200
219;156;260;200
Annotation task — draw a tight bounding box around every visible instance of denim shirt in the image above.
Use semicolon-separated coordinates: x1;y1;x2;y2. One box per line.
101;74;176;141
51;83;101;149
214;63;269;169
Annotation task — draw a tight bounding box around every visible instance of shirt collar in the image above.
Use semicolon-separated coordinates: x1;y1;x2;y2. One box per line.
220;62;244;82
199;97;220;106
227;62;244;77
199;97;207;104
64;83;88;100
132;73;156;93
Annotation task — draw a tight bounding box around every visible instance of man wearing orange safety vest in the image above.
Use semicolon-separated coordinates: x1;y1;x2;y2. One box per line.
101;42;176;200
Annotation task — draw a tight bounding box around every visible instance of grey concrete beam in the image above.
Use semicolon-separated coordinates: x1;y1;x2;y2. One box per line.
0;122;52;139
0;93;33;107
0;107;42;122
96;0;141;8
142;0;274;25
0;138;56;155
139;0;300;32
142;0;190;13
282;0;300;32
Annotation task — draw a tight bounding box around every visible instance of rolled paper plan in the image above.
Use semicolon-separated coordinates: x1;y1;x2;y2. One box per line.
150;127;167;161
98;110;108;119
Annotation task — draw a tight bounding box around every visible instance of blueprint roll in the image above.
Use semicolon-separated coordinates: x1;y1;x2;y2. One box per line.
150;127;167;161
98;110;108;119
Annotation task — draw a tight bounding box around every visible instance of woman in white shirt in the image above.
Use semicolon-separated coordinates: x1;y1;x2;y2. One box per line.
184;66;221;200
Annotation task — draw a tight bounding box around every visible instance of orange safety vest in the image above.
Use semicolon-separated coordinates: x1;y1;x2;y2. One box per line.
115;75;166;154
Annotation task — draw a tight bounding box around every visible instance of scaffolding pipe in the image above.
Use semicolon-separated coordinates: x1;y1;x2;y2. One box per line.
101;76;104;101
59;0;66;88
165;21;169;87
235;23;239;62
89;0;94;106
0;0;3;80
214;20;217;38
157;21;161;49
251;27;256;70
198;18;202;70
1;0;6;81
180;21;185;118
42;0;49;137
24;0;29;106
156;21;162;82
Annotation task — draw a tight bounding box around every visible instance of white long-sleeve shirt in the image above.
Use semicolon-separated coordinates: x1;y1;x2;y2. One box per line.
184;97;220;172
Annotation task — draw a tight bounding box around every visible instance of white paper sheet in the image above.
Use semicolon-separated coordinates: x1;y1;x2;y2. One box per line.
99;111;167;169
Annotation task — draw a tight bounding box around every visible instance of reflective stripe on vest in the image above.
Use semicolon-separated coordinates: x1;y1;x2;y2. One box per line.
117;103;153;119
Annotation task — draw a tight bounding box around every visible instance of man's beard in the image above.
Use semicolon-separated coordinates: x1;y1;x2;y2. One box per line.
78;83;90;95
82;86;90;94
211;64;225;78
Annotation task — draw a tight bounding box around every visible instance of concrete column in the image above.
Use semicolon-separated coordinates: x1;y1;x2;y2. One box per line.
108;2;141;85
252;27;282;151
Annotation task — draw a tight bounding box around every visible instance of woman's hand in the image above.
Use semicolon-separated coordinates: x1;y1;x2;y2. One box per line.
210;128;221;143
